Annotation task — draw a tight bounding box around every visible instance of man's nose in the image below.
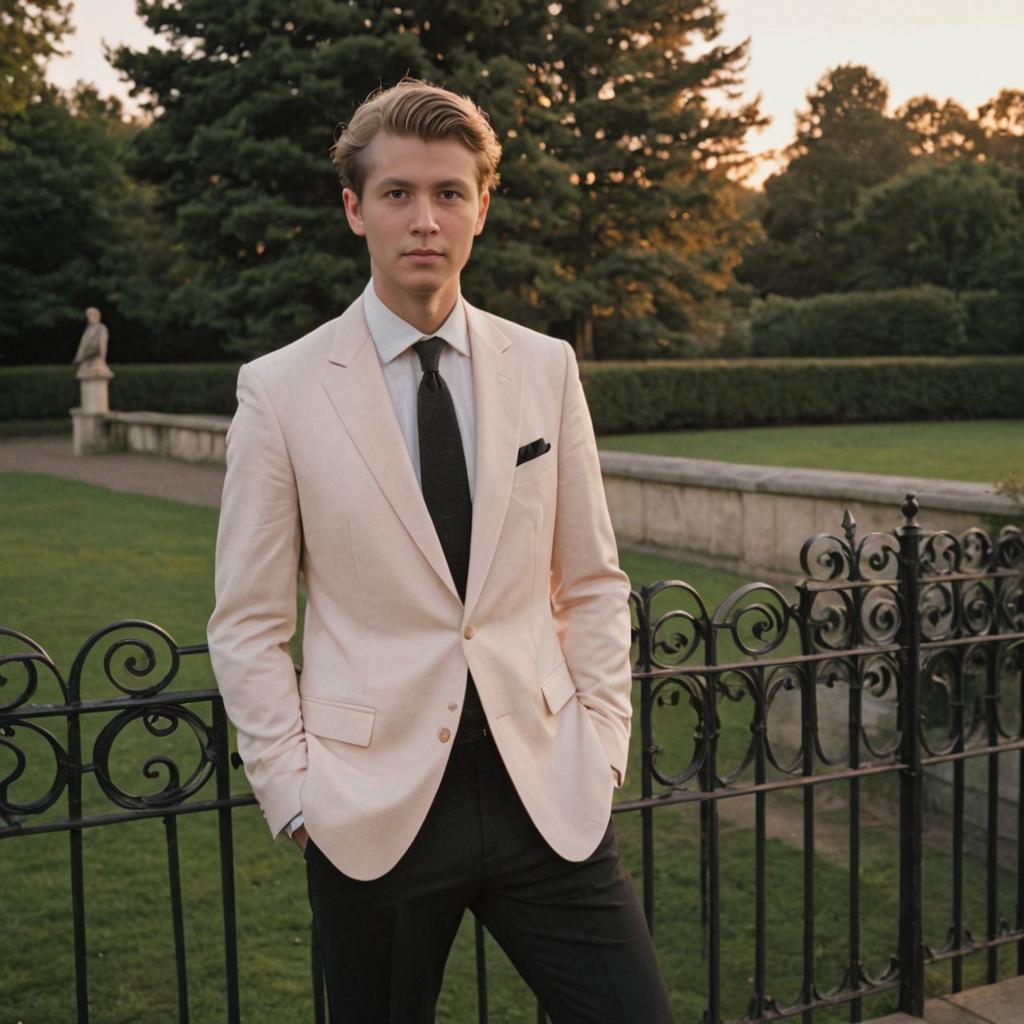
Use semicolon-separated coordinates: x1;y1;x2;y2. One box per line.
410;197;439;234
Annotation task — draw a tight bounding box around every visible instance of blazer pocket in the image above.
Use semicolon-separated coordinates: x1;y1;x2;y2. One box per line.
513;449;556;485
301;695;375;746
516;438;551;466
540;660;576;716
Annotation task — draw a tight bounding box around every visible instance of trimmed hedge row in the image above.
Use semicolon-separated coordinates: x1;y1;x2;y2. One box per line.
579;357;1024;434
0;364;241;421
962;291;1024;355
750;287;1024;358
4;357;1024;435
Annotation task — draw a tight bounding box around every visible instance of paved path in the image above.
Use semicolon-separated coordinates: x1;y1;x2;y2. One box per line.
866;976;1024;1023
0;436;225;509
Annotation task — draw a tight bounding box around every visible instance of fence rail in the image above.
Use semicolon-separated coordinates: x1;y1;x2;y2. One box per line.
2;495;1023;1023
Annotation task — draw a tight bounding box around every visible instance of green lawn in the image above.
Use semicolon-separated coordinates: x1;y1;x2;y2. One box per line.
598;419;1024;483
1;473;1017;1022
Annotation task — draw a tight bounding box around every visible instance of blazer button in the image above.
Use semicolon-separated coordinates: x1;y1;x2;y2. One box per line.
438;727;452;743
463;625;476;640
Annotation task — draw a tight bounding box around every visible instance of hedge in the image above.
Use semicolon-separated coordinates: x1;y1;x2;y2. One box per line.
578;357;1024;434
962;291;1024;355
750;287;971;358
0;364;241;421
4;357;1024;435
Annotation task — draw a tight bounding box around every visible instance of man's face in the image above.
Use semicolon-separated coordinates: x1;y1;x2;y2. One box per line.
342;132;490;315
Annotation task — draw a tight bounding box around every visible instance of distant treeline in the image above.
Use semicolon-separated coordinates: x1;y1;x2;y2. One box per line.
2;4;1022;365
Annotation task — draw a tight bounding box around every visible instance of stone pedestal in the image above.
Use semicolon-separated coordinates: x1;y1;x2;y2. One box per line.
71;365;114;455
70;408;112;455
77;369;113;413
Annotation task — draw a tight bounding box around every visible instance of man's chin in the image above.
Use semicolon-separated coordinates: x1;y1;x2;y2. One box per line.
399;271;460;296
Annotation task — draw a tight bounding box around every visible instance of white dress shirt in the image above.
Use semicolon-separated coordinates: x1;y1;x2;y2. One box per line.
362;278;477;497
287;278;477;838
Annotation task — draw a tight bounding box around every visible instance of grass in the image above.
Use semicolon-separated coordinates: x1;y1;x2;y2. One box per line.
1;473;1019;1022
598;419;1024;484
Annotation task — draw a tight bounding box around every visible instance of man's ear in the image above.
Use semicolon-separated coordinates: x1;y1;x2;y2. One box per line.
342;187;365;237
474;188;490;237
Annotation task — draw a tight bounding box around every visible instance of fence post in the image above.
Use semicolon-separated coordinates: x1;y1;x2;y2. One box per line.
635;585;656;931
896;494;925;1017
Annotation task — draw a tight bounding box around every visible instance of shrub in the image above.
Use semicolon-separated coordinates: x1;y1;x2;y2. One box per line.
6;358;1024;437
962;291;1024;355
0;367;80;421
579;357;1024;434
0;364;240;420
750;287;968;358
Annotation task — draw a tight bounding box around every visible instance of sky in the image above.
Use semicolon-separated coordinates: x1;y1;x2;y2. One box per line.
48;0;1024;184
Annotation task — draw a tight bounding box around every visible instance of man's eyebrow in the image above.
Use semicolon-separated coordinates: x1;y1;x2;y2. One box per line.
377;177;472;190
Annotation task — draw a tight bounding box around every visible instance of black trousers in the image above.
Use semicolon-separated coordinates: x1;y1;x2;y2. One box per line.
305;733;675;1023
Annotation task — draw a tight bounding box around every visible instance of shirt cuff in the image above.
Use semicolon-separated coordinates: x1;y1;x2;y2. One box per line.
284;812;305;838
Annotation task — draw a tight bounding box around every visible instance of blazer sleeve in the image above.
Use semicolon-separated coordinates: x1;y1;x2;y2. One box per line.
207;362;306;837
549;341;633;786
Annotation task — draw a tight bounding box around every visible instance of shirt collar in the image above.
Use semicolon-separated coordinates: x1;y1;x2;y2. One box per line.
362;279;470;364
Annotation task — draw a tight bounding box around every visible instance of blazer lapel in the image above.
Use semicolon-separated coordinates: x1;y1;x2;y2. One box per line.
464;303;524;619
321;300;459;599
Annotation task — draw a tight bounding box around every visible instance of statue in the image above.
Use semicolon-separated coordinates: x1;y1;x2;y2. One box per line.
70;307;115;453
72;307;112;381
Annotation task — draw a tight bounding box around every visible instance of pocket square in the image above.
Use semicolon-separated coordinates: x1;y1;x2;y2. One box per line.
516;438;551;466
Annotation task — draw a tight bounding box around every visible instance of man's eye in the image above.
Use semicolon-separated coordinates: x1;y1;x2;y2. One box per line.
440;190;459;201
387;189;406;200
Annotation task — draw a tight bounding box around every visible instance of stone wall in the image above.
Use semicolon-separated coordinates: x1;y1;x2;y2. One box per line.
600;449;1018;578
100;411;230;465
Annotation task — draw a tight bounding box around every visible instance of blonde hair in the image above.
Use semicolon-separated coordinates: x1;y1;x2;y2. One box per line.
331;79;502;196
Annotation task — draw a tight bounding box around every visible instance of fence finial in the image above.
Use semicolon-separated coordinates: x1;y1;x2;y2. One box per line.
900;492;919;526
841;509;856;546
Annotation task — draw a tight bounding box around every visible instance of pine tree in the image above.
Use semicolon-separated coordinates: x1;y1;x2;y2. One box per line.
456;0;764;357
117;1;463;355
116;0;762;358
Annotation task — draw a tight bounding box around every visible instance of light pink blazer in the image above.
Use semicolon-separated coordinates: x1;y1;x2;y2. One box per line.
207;296;632;881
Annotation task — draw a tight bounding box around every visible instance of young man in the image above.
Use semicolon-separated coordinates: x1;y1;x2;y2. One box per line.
207;80;675;1023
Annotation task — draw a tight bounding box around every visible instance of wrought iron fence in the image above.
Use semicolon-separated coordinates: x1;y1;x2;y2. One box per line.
2;495;1022;1023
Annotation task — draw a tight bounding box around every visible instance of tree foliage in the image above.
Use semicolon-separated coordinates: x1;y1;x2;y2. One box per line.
736;64;912;297
459;0;765;357
896;95;981;161
976;88;1024;170
0;81;198;364
738;65;1024;320
0;86;126;362
838;160;1022;294
0;0;71;126
113;0;764;358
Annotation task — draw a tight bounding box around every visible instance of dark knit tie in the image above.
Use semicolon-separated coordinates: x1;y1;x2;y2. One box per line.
414;337;472;600
414;337;486;738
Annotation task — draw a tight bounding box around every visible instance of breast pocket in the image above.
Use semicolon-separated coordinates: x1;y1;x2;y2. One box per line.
512;448;556;485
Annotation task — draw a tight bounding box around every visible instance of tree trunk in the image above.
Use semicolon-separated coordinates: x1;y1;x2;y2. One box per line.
573;310;594;361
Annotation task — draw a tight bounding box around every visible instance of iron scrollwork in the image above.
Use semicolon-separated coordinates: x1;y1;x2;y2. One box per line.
0;621;224;833
0;718;70;825
92;704;216;810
